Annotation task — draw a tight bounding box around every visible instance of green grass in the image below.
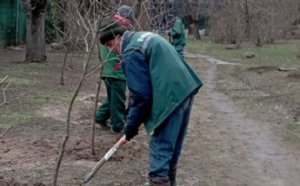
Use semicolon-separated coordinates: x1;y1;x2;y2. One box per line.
1;63;49;76
187;38;300;146
285;122;300;143
29;169;47;179
0;110;36;127
186;38;300;66
0;49;100;132
0;89;73;127
0;65;73;128
9;77;39;86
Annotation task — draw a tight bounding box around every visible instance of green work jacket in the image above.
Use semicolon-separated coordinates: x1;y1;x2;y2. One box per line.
122;31;202;134
100;45;125;80
169;18;186;47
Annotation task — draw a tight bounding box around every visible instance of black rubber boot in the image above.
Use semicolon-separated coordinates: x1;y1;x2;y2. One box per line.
144;176;170;186
169;168;176;186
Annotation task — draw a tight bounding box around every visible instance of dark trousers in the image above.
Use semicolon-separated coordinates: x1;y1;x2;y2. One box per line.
149;95;194;177
96;77;126;131
174;45;184;58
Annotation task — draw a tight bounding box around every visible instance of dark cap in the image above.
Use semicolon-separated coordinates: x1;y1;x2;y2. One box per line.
166;14;175;21
117;5;134;21
99;17;127;45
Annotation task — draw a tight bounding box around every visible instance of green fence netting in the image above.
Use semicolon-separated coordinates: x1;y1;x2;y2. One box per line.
0;0;58;47
0;0;26;47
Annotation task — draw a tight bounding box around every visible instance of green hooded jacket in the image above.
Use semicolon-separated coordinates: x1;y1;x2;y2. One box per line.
100;45;125;80
169;18;186;47
122;31;202;134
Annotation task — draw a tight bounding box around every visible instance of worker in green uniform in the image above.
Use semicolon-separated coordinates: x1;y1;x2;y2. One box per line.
166;14;186;58
96;2;142;133
98;17;203;186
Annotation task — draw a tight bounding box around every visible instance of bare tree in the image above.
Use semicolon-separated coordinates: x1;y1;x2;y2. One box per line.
53;34;99;186
52;1;111;185
207;0;245;46
148;0;173;31
51;0;147;184
247;0;296;46
205;0;300;46
23;0;48;63
183;0;210;39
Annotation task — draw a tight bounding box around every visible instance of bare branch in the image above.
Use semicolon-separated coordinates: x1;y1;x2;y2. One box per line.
0;126;12;139
1;82;10;105
0;76;10;105
53;19;100;186
0;76;9;86
60;51;71;86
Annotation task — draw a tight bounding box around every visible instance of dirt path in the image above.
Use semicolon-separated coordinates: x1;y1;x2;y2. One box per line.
1;49;300;186
178;58;300;186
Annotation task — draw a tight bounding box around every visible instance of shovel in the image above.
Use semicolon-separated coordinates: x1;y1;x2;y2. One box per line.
82;135;126;184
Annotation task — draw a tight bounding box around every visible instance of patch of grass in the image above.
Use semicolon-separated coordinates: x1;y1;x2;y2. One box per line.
187;38;300;149
216;65;273;117
0;80;73;127
9;77;38;86
0;110;36;127
32;89;73;104
186;38;300;66
0;49;100;131
1;63;49;76
29;169;47;179
285;122;300;143
74;100;94;110
0;94;72;128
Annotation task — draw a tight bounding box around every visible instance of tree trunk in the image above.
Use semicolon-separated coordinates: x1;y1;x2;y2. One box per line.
192;20;201;40
244;0;251;38
188;24;193;35
255;37;262;47
24;0;48;63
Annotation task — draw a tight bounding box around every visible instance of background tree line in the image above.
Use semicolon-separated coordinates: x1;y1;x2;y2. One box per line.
174;0;300;47
22;0;300;63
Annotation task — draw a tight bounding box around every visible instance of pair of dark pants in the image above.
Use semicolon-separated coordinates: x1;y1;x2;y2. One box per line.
149;95;194;178
174;45;185;59
95;77;126;131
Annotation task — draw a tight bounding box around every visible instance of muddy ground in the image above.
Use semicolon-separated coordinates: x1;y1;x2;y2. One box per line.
0;47;300;186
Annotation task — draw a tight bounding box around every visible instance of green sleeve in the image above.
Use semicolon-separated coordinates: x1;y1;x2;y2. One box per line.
171;22;183;38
